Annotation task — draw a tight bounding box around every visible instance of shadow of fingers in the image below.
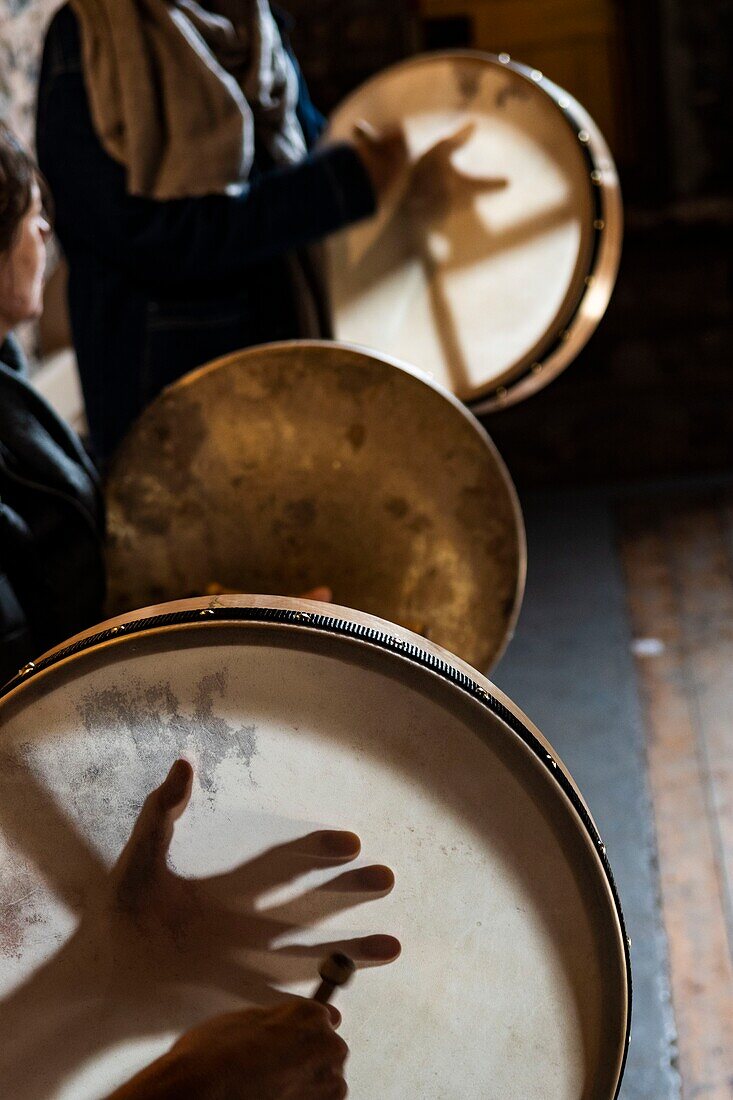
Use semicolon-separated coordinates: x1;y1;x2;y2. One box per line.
263;934;402;983
206;831;362;900
263;865;395;927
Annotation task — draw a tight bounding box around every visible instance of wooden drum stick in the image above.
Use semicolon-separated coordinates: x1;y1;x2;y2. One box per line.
312;953;356;1005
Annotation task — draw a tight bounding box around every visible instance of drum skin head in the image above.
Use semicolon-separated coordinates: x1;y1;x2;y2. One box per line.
105;340;525;673
326;52;622;409
0;598;630;1100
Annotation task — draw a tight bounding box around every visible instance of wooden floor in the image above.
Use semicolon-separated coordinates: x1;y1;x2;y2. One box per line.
618;487;733;1100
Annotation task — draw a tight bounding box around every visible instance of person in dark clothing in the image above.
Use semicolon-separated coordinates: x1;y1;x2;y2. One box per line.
35;2;409;465
0;123;105;685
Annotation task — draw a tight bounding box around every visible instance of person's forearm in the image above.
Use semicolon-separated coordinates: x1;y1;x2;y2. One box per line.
38;73;375;287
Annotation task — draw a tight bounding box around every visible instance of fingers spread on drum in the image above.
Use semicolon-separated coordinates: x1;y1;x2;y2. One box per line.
263;864;395;927
298;934;401;965
41;757;400;1032
205;864;395;950
268;934;402;981
205;830;362;900
201;929;400;987
197;855;398;991
164;821;399;997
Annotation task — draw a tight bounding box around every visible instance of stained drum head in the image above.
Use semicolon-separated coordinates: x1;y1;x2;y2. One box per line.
0;597;629;1099
105;340;525;672
326;52;622;410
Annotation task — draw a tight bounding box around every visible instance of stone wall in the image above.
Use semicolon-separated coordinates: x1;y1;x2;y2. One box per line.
0;0;62;149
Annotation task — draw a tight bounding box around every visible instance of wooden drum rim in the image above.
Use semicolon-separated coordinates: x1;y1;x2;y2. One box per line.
474;53;623;412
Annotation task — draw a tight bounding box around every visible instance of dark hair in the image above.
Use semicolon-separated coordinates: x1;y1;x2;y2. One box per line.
0;121;52;255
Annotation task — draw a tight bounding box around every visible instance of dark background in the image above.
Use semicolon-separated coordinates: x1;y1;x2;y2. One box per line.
284;0;733;487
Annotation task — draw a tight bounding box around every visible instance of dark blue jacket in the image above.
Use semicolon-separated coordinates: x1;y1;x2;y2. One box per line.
0;336;105;685
36;5;376;464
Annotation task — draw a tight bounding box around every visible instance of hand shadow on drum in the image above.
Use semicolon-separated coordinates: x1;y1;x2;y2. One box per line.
0;761;398;1100
340;192;575;396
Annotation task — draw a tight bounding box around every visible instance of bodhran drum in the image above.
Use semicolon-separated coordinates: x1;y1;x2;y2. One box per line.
326;52;623;412
105;340;525;673
0;597;629;1099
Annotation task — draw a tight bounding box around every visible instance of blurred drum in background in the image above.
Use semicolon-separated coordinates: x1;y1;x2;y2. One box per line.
105;341;525;673
326;51;622;411
0;596;630;1099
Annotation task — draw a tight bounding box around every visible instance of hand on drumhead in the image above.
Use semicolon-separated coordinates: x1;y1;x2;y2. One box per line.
0;762;394;1099
406;121;508;222
98;759;399;1016
351;119;409;201
107;1000;348;1099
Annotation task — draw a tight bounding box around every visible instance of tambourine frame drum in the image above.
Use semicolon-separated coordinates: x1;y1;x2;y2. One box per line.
1;596;630;1099
326;51;623;412
105;340;526;673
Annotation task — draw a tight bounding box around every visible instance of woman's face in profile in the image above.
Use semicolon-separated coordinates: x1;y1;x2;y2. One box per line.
0;183;51;331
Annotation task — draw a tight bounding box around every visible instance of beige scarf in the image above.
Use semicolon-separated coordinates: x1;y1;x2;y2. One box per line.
69;0;307;199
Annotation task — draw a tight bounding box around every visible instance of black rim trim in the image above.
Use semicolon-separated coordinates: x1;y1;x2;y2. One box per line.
474;56;609;405
3;604;632;1091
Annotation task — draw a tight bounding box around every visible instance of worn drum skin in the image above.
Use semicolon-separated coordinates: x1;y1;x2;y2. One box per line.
105;340;525;672
0;597;630;1099
326;52;623;411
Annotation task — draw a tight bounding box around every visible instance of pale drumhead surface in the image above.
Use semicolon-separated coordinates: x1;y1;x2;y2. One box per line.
327;54;596;402
0;602;628;1099
106;341;525;672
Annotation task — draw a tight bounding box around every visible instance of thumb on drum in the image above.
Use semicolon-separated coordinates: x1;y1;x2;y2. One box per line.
116;759;194;879
158;758;194;815
436;120;476;154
